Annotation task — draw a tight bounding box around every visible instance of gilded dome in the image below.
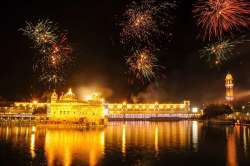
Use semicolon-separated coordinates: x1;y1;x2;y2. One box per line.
61;88;77;101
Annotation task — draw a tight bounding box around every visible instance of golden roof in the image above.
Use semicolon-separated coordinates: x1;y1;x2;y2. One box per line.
61;88;77;101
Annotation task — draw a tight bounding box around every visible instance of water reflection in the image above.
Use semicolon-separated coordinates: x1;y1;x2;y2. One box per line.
0;121;250;166
226;127;238;166
45;129;105;166
121;124;126;156
154;125;159;155
192;121;198;151
30;131;36;159
105;121;201;153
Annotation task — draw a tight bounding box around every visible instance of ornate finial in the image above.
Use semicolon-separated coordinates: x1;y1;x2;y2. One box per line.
51;89;58;102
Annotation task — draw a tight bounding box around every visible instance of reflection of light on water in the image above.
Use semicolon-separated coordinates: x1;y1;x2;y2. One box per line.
122;124;126;156
45;129;105;166
154;125;159;154
192;121;198;151
105;121;199;152
30;126;36;159
101;131;105;154
6;127;9;140
64;148;71;166
89;149;97;166
30;133;36;158
15;127;19;142
227;128;238;166
243;127;247;156
32;126;36;133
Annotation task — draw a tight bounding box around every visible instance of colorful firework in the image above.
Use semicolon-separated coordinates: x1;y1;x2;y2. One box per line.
193;0;250;40
120;0;176;46
200;39;237;66
127;49;158;82
20;20;73;87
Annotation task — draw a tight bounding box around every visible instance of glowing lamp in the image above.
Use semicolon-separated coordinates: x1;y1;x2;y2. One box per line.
192;107;198;113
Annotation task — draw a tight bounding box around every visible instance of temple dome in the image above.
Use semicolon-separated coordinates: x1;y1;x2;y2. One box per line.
61;88;77;102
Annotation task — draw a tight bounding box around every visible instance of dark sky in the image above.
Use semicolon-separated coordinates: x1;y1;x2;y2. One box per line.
0;0;249;105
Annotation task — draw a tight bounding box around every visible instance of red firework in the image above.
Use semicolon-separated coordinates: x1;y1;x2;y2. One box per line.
193;0;250;40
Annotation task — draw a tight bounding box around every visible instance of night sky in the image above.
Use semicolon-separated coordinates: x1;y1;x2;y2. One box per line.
0;0;249;105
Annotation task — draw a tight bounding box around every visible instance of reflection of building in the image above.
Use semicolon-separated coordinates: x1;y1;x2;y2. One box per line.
226;127;238;166
105;121;201;153
225;73;234;103
45;129;105;166
48;89;106;125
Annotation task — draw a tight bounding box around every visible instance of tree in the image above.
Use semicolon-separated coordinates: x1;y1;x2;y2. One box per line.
203;104;233;119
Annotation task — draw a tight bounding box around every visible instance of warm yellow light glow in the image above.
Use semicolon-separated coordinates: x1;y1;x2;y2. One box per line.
122;124;126;156
30;132;36;158
227;129;238;166
48;88;106;124
32;126;36;133
154;126;159;153
67;88;73;95
32;100;38;105
84;95;93;101
100;98;105;103
192;121;198;151
45;129;105;166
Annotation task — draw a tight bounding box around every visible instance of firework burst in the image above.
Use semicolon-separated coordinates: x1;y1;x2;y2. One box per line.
127;49;158;82
193;0;250;40
120;0;176;46
200;39;237;66
20;19;58;47
20;20;73;88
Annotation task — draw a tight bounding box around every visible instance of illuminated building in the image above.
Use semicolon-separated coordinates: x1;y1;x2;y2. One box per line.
1;90;201;122
48;89;106;125
107;101;201;119
225;73;234;103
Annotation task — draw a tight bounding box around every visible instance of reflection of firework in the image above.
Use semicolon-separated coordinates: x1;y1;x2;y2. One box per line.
193;0;250;40
120;0;176;45
127;49;158;82
200;39;236;66
20;20;73;87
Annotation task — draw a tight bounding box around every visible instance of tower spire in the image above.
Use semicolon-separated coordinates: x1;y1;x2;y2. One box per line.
225;73;234;104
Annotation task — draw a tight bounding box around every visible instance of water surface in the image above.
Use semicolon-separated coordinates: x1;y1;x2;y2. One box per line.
0;121;249;166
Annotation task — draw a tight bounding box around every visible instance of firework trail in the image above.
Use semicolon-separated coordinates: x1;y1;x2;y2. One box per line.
193;0;250;40
126;48;158;82
120;0;176;47
20;19;73;88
